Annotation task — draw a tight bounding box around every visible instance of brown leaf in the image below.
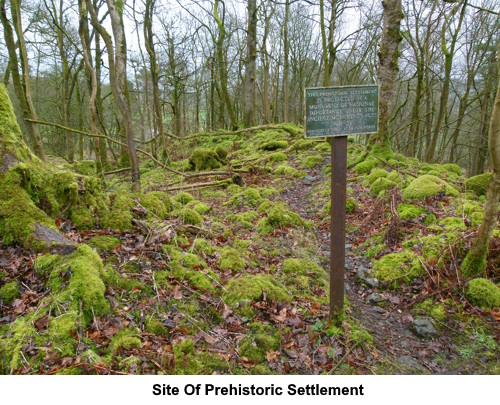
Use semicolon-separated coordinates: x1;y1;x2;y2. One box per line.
222;303;233;319
34;314;50;331
266;349;280;362
172;285;183;300
11;299;26;314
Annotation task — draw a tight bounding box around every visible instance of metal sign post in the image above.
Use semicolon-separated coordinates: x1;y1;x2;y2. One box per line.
305;85;379;318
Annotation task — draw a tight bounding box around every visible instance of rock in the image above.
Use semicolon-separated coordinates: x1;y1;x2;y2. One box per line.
356;266;369;280
410;318;439;339
366;293;384;304
362;277;379;288
397;356;425;370
302;175;317;185
344;282;351;293
345;244;352;250
372;307;387;315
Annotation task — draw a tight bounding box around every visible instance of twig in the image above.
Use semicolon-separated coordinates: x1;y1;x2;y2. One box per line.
328;340;361;374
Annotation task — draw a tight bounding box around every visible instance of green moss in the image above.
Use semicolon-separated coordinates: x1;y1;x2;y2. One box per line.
442;164;462;176
314;142;331;153
73;160;96;176
187;201;211;214
373;251;423;286
466;278;500;309
275;164;300;177
244;188;261;206
215;146;228;160
109;328;142;352
301;154;324;168
0;281;19;304
174;192;194;205
257;200;272;213
224;274;291;306
387;170;402;183
101;193;135;231
70;206;96;230
193;238;215;255
397;203;426;220
180;208;202;225
188;148;223;171
461;251;487;277
465;173;491;197
354;158;376;174
439;217;466;231
471;212;483;227
363;168;388;186
34;253;62;275
365;243;386;258
403;175;459;200
56;366;82;375
219;246;245;272
260;140;288;151
282;258;323;275
415;299;446;321
87;235;121;253
141;192;173;218
346;198;357;213
420;233;458;263
257;203;303;234
239;322;280;361
267;152;288;162
102;266;143;291
65;245;110;319
370;177;396;196
0;317;37;372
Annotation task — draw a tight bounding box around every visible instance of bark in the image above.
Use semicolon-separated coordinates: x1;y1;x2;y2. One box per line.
462;40;500;276
369;0;403;148
243;0;257;127
283;0;290;122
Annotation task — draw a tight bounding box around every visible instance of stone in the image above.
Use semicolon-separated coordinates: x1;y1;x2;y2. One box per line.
356;266;369;280
344;282;351;293
366;293;384;304
372;307;387;315
410;318;439;339
362;277;379;288
302;175;317;185
397;356;425;371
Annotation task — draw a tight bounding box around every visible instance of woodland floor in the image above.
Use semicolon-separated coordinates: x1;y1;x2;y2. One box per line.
1;134;499;375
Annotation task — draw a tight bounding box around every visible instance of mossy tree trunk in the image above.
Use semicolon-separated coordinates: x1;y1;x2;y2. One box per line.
0;84;75;252
424;0;466;163
462;39;500;276
0;0;46;162
368;0;403;151
243;0;257;127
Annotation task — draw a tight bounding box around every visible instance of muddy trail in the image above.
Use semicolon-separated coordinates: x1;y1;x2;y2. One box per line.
281;155;499;374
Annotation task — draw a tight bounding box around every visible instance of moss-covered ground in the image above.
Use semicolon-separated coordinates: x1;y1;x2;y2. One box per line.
1;124;498;375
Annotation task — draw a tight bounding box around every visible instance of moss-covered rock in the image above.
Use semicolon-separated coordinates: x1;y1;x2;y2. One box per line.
87;235;121;253
224;274;290;306
363;168;388;187
465;173;491;197
439;217;466;231
101;194;135;231
403;175;459;200
325;198;357;214
180;207;202;225
466;278;500;309
275;164;300;177
0;281;19;304
373;251;423;287
257;203;304;234
73;160;96;176
301;154;324;168
397;203;426;220
174;191;194;205
188;148;223;171
142;191;174;218
219;246;245;272
239;322;280;361
282;258;323;275
109;328;142;352
370;177;396;196
267;152;288;162
260;140;288;151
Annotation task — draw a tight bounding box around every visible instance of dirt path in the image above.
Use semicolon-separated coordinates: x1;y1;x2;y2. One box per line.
280;157;492;374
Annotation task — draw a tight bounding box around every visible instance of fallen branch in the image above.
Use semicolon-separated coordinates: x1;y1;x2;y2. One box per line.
27;119;187;177
156;179;230;193
184;124;302;140
104;167;131;175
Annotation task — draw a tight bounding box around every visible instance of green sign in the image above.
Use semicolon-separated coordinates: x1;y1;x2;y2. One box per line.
305;85;379;138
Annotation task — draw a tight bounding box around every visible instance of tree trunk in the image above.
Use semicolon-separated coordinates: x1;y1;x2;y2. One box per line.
462;40;500;276
243;0;257;127
425;1;466;163
368;0;403;150
0;0;46;162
